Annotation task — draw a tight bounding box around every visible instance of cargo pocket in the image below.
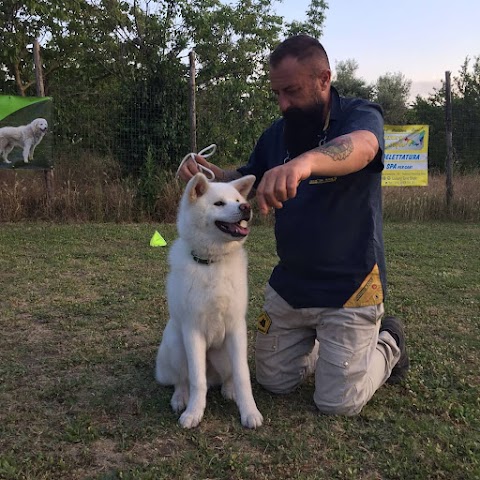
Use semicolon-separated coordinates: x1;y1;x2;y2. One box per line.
315;341;354;410
255;332;278;353
255;333;283;392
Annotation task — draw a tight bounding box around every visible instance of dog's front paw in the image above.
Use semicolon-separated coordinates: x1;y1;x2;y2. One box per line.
179;408;204;429
241;408;264;429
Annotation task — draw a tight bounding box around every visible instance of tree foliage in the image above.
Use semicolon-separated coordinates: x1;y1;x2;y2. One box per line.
285;0;328;38
409;56;480;171
0;0;330;172
332;59;373;99
450;57;480;170
1;0;478;176
372;72;411;124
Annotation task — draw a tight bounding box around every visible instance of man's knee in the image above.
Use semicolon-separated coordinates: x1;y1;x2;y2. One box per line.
255;333;310;394
313;374;367;416
314;396;364;416
255;366;304;395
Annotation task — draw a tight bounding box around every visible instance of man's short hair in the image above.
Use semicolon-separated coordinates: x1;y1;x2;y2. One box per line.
269;34;330;70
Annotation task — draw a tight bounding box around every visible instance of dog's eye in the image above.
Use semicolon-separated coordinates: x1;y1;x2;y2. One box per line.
214;201;225;207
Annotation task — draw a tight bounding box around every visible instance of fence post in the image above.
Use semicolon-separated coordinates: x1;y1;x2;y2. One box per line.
34;39;54;206
445;71;453;209
189;51;197;153
33;39;45;97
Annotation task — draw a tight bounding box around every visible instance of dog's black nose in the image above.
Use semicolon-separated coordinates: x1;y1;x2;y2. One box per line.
239;202;251;220
239;203;251;213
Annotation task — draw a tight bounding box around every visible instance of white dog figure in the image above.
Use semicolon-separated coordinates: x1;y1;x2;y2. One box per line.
0;118;48;163
156;173;263;429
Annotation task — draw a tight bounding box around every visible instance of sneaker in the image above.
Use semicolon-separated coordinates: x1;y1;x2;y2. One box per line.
380;316;410;384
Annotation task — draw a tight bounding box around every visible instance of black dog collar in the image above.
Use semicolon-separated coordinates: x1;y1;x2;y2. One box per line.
191;251;215;265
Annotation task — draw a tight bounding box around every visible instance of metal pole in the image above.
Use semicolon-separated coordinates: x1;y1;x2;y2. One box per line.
34;39;54;204
445;71;453;210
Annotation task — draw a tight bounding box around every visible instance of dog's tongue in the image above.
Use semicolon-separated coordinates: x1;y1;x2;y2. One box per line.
234;222;249;237
228;221;250;237
216;220;250;237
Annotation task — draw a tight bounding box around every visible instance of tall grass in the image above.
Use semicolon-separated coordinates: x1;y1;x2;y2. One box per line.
0;153;478;222
0;153;183;223
383;173;480;222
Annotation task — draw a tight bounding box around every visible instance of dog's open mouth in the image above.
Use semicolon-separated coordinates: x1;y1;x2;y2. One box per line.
215;219;250;238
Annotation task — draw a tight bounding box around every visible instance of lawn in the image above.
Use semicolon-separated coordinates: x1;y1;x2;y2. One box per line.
0;222;479;479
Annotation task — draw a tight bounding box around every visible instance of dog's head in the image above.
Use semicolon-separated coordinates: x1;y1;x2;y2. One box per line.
178;173;256;249
32;118;48;134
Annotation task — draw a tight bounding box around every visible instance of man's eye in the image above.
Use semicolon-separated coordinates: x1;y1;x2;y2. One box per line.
214;201;225;207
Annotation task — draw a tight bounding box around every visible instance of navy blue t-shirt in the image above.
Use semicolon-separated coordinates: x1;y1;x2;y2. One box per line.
238;87;387;308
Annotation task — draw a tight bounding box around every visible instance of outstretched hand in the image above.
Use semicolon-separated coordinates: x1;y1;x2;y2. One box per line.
255;157;312;215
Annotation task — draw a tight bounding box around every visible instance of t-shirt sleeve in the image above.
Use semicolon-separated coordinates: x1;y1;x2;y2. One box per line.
340;102;385;172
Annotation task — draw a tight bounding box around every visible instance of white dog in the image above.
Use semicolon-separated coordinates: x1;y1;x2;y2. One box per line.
0;118;48;163
156;173;263;429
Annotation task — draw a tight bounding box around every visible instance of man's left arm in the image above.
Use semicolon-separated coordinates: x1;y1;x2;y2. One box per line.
256;130;380;214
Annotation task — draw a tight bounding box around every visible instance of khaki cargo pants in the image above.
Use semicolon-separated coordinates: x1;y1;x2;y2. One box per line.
255;284;400;416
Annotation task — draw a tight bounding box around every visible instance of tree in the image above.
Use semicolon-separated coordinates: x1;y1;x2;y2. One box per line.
0;0;330;175
407;96;445;172
0;0;51;95
332;59;373;99
285;0;329;39
450;56;480;170
181;0;285;163
373;72;411;124
409;56;480;172
0;0;131;96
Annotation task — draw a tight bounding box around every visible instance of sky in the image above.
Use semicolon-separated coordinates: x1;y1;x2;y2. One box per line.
272;0;480;98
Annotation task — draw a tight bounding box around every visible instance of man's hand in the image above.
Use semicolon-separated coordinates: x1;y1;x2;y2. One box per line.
256;157;312;215
176;154;225;183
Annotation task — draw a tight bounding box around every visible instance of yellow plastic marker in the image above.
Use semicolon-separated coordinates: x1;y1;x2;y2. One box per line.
150;231;167;247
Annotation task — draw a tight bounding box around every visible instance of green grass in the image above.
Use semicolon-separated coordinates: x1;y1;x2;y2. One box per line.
0;222;479;479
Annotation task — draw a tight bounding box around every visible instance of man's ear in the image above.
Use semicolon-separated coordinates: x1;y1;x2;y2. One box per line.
318;69;331;91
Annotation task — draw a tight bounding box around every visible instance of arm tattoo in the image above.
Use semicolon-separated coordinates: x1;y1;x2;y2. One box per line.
315;136;354;162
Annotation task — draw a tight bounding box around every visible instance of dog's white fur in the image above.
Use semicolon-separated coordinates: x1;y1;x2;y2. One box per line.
155;173;263;429
0;118;48;163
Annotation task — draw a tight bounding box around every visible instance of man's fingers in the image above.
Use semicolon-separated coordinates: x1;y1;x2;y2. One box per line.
285;175;299;200
193;154;209;167
256;167;301;214
178;156;203;182
257;193;282;215
257;176;284;214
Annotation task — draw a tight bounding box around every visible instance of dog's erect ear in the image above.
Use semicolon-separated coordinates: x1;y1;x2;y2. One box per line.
186;173;210;203
230;175;256;199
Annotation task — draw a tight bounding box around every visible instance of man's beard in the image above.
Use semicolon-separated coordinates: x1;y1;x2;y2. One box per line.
283;102;326;159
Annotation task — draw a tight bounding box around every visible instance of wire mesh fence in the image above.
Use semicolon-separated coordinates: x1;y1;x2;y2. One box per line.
1;70;479;222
